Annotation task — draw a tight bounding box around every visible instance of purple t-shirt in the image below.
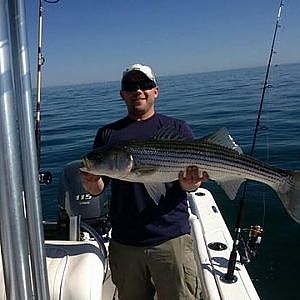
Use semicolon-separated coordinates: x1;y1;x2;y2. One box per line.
93;113;193;246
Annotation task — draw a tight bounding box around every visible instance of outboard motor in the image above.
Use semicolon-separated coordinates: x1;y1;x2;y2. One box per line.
58;160;111;239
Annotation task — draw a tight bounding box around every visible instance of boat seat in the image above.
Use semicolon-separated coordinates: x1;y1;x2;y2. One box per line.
0;240;105;300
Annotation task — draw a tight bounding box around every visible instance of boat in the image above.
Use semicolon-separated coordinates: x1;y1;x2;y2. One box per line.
0;0;261;299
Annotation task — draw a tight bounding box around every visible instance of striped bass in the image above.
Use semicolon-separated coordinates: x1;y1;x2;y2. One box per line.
81;127;300;223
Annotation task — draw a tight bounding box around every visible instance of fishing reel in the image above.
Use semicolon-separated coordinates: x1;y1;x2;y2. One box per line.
240;225;264;264
39;170;52;185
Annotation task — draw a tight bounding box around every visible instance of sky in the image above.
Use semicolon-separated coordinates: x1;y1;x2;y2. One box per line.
24;0;300;87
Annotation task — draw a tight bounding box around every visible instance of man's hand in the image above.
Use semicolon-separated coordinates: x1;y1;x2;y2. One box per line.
80;171;104;196
178;166;209;192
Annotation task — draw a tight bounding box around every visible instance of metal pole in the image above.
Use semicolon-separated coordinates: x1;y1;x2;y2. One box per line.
8;0;50;299
0;0;33;298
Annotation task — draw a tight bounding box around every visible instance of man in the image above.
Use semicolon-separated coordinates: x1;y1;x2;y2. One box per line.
81;64;208;300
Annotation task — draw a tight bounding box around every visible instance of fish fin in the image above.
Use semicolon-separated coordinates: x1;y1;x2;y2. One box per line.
133;166;157;176
216;176;245;200
153;126;187;141
80;166;88;173
144;183;166;205
277;171;300;223
202;127;243;154
79;166;99;175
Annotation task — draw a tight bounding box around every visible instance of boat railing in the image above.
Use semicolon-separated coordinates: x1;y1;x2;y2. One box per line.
0;0;50;298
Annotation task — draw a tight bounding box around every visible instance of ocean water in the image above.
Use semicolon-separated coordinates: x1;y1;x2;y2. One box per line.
39;63;300;300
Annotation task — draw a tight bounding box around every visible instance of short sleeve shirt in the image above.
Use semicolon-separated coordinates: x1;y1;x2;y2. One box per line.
93;113;193;246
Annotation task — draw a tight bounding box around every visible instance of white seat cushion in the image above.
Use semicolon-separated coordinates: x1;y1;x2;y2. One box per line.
0;240;105;300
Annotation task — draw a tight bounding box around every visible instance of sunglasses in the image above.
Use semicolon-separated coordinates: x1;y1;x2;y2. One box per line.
122;80;156;92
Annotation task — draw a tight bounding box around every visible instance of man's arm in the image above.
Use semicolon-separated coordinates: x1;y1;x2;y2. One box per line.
80;172;105;196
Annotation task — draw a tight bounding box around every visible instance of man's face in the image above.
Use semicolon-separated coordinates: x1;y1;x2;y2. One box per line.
120;72;159;120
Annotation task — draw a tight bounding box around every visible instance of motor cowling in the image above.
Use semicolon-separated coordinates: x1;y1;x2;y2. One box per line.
58;160;111;236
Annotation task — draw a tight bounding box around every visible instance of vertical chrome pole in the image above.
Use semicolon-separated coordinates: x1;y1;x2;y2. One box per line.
8;0;50;299
0;0;33;299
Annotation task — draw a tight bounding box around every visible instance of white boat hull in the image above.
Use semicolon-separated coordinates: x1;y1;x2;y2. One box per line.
189;188;260;300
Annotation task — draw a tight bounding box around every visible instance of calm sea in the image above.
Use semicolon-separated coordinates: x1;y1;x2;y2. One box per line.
39;63;300;300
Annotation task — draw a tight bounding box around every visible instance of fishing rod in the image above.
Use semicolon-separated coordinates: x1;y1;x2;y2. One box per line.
35;0;44;171
34;0;60;184
222;0;284;283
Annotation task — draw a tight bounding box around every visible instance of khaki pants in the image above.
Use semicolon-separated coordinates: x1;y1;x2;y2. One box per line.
109;234;201;300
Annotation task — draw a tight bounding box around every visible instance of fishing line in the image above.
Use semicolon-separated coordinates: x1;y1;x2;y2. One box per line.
259;55;283;227
222;0;285;283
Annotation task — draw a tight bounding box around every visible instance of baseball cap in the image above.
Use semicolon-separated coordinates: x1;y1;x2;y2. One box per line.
121;64;157;84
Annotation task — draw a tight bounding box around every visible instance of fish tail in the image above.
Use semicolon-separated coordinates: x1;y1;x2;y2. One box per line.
277;171;300;223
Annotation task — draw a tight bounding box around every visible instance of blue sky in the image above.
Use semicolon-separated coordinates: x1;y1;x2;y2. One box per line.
24;0;300;87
